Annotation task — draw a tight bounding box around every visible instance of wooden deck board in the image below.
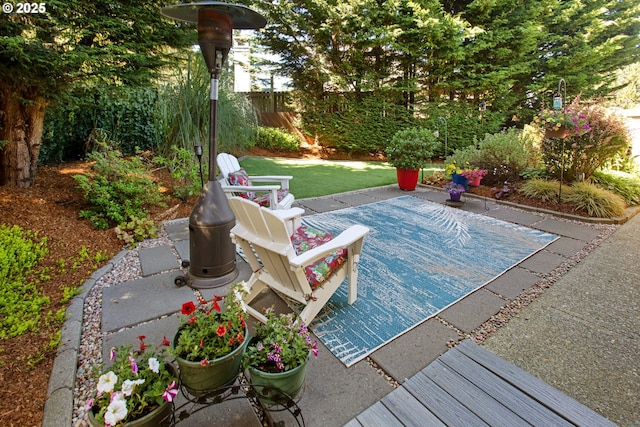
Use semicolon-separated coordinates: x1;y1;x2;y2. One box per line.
355;401;402;426
422;358;532;426
454;341;617;427
438;347;574;426
403;372;490;426
347;341;617;427
381;386;446;427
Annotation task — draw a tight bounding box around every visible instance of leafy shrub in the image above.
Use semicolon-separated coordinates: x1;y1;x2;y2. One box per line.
74;146;165;230
590;170;640;205
256;127;300;151
519;179;560;202
540;100;631;181
385;127;440;169
155;146;206;201
115;216;159;248
0;225;50;338
563;182;626;218
446;128;537;185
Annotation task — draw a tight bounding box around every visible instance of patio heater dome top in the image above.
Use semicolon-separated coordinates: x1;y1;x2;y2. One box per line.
161;1;266;29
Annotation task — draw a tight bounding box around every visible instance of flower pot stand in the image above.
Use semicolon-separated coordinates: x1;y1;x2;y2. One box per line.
445;199;464;208
171;371;306;426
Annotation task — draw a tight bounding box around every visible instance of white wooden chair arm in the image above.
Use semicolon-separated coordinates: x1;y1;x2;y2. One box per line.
273;207;305;222
247;176;292;189
290;225;369;268
220;184;281;192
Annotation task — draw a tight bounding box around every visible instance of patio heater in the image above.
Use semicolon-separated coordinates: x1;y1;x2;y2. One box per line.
161;1;266;288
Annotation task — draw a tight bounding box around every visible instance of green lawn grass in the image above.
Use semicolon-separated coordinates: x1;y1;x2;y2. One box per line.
239;157;443;199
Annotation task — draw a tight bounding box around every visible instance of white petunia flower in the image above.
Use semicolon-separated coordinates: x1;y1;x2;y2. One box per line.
97;371;118;394
148;357;160;374
104;398;128;425
121;379;145;397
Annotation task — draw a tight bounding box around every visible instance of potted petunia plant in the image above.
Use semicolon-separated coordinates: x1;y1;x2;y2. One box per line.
444;181;466;202
460;168;487;187
86;337;178;427
242;308;318;406
172;281;250;395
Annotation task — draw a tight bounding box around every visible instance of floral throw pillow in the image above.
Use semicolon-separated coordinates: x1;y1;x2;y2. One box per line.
291;225;347;289
227;169;256;200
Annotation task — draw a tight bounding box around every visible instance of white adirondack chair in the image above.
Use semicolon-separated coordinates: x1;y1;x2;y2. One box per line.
217;153;295;210
228;197;369;325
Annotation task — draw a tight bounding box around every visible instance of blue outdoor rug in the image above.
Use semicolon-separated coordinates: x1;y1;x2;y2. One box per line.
301;196;558;367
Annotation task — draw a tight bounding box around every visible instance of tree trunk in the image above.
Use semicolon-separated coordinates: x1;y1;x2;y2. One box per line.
0;90;48;187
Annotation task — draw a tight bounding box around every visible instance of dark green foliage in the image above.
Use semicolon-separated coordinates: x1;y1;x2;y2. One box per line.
256;127;300;152
41;86;162;163
299;94;503;155
0;225;49;338
74;147;165;230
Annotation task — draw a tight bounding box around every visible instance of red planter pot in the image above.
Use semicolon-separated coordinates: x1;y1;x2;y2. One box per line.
396;168;419;191
468;176;482;187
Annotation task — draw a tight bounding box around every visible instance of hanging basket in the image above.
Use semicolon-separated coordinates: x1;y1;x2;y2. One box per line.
545;127;568;139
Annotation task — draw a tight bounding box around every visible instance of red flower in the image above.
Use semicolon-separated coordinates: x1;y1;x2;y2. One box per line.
181;301;196;315
161;336;171;347
237;332;244;343
212;300;221;312
216;325;227;337
228;336;235;346
137;335;148;351
200;359;209;366
188;316;197;324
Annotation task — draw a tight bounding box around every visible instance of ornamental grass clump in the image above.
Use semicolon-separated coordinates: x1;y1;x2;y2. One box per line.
243;308;318;373
563;182;626;218
519;179;562;202
173;282;249;364
88;337;178;426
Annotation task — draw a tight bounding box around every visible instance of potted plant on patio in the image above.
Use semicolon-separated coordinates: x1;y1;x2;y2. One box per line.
533;109;590;139
242;308;319;406
87;337;178;427
172;281;249;396
385;127;440;191
444;181;466;203
460;168;487;187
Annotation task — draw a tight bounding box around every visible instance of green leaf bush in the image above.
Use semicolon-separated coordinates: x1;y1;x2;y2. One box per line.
256;127;300;152
446;128;538;185
74;146;165;231
385;127;440;169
